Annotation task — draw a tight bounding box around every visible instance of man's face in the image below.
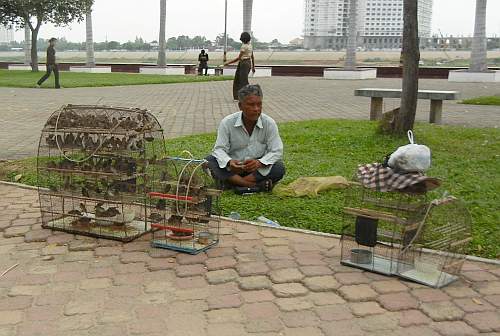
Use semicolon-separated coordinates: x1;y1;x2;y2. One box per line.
50;40;56;47
239;95;262;122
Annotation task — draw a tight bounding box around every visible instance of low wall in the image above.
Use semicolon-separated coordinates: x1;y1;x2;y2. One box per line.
2;62;498;79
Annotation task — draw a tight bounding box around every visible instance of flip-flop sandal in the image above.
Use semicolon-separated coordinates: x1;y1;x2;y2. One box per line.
257;179;273;193
234;186;260;195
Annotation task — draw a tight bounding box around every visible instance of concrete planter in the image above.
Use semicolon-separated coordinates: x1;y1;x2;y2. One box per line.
8;64;47;71
324;68;377;80
139;66;186;75
448;69;500;83
254;67;272;77
222;67;272;77
69;66;112;73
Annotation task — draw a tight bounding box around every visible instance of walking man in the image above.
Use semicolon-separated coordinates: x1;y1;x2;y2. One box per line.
37;38;60;89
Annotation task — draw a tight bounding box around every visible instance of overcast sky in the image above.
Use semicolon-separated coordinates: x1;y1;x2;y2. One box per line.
11;0;500;43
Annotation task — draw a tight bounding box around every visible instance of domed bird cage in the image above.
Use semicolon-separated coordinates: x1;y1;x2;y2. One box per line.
37;104;166;242
147;156;222;254
397;196;472;288
340;183;429;276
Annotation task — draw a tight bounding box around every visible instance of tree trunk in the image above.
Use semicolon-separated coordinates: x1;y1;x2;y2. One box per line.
243;0;253;33
345;0;358;70
157;0;167;67
24;25;31;66
223;0;228;63
394;0;420;134
31;28;39;72
85;7;96;67
469;0;487;72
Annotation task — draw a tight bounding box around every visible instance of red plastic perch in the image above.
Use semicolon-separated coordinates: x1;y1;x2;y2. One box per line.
151;223;194;234
148;192;193;201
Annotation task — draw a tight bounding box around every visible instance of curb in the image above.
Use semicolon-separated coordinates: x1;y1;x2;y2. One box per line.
222;216;500;266
1;181;498;266
0;180;44;191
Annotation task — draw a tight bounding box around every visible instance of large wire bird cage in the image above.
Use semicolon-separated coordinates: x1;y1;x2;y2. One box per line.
341;184;472;288
341;183;429;276
147;156;222;254
37;104;165;242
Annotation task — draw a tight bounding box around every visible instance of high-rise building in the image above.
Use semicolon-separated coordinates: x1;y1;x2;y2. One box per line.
304;0;433;50
0;26;15;44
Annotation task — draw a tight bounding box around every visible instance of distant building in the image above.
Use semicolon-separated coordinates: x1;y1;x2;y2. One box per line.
421;36;500;51
289;38;304;47
0;26;15;44
304;0;433;50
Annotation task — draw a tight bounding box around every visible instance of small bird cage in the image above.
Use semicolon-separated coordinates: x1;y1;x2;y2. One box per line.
341;183;429;276
37;104;166;242
147;156;222;254
397;196;472;288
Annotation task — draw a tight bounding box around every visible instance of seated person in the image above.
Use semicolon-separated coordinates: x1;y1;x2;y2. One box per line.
205;84;285;193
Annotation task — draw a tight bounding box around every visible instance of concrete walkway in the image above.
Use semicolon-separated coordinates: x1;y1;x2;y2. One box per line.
0;183;499;336
0;77;499;159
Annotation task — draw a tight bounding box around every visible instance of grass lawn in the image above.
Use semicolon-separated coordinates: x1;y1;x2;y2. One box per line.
0;119;498;259
0;69;232;88
461;96;500;106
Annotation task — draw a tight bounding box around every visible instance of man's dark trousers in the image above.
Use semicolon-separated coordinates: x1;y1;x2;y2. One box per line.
37;64;60;88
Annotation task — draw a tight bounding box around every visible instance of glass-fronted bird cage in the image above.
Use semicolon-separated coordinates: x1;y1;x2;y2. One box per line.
397;196;472;288
147;157;221;254
341;183;429;276
37;104;166;242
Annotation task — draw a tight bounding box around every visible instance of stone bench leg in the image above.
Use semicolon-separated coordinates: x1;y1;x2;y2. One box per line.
430;99;443;124
370;97;383;121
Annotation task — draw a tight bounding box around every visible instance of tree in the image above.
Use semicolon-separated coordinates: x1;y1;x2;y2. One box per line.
469;0;487;72
157;0;167;66
392;0;420;134
0;0;93;71
345;0;358;70
85;2;95;67
23;25;30;65
243;0;253;33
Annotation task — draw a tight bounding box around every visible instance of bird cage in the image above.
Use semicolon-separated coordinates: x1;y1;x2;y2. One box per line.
340;183;429;276
396;196;472;288
147;156;222;254
37;104;166;242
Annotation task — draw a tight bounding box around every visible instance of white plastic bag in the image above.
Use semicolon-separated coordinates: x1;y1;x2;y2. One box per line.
388;131;431;173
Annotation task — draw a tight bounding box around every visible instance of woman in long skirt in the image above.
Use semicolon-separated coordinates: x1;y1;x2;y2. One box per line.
224;32;255;100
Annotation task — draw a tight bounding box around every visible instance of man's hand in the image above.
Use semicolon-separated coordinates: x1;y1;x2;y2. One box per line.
243;159;263;173
228;160;244;174
252;67;256;74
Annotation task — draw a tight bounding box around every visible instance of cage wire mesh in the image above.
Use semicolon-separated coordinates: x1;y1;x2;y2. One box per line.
37;104;165;242
341;182;429;276
341;181;472;288
397;196;472;288
147;156;221;254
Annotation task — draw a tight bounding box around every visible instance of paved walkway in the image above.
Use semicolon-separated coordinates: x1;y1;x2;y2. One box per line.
0;77;499;159
0;183;499;336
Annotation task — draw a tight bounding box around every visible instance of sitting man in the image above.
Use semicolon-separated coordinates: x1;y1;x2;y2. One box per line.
205;84;285;193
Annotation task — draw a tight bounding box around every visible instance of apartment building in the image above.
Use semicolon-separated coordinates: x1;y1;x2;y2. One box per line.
0;26;15;45
304;0;433;50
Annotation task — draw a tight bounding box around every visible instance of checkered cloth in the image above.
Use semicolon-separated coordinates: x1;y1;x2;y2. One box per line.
357;162;436;192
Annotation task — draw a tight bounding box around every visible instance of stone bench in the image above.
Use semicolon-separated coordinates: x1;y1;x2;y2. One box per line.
354;88;460;124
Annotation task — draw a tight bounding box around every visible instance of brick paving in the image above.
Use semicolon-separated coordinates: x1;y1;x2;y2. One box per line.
0;183;499;335
0;77;499;159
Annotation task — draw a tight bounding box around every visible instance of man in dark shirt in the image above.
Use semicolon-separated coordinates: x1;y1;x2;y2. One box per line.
37;38;60;88
198;49;209;76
